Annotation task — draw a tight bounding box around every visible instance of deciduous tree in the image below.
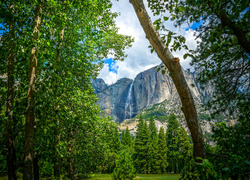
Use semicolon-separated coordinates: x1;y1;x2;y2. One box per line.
130;0;206;161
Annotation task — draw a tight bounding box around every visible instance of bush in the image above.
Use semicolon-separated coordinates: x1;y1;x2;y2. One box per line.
112;150;135;180
40;161;53;178
180;159;219;180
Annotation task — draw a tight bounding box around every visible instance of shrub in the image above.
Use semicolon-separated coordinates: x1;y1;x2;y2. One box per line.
112;150;135;180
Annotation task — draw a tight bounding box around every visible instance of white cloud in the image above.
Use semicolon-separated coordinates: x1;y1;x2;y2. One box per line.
98;0;199;85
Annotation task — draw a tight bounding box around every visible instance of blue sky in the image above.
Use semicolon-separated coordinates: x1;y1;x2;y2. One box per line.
104;58;118;74
101;11;202;82
97;1;203;85
0;1;200;85
0;23;7;36
186;20;203;31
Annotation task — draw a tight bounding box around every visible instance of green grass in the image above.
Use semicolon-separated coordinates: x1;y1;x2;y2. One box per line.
0;173;181;180
90;173;181;180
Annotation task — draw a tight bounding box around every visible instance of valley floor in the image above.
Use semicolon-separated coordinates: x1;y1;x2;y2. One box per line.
0;173;181;180
90;173;181;180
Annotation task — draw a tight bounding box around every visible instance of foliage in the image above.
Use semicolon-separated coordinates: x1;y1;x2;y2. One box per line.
148;116;160;173
147;0;249;116
176;127;192;173
112;150;136;180
180;159;219;180
0;0;133;178
148;135;160;174
146;0;249;178
134;116;150;173
208;116;250;179
40;161;53;178
166;114;179;173
158;127;168;174
121;127;133;149
148;116;157;140
134;103;168;123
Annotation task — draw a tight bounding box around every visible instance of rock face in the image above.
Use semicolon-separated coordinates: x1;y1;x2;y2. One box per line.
92;78;133;123
92;63;213;123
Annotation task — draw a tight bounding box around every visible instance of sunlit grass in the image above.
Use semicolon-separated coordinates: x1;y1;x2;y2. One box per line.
0;173;181;180
90;173;181;180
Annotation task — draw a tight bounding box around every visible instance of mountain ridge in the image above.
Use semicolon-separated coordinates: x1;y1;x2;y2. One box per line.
92;63;214;123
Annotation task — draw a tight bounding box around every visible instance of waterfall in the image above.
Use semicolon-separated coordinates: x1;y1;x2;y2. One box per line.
124;81;134;121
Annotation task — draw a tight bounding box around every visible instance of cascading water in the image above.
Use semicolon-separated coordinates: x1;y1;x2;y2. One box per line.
124;81;134;121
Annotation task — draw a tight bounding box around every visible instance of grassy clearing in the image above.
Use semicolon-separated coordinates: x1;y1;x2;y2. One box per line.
0;173;181;180
90;173;181;180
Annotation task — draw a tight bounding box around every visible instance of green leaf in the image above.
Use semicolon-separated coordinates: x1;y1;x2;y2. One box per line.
163;16;169;21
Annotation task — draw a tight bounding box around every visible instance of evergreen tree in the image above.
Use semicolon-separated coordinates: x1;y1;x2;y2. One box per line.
149;116;157;140
148;135;160;173
121;130;125;145
112;126;121;153
100;122;121;173
177;127;192;173
134;116;150;173
112;150;136;180
158;126;168;174
166;113;180;173
148;116;160;173
143;120;150;173
122;127;133;148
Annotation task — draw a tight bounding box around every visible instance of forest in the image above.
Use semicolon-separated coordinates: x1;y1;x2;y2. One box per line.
0;0;249;180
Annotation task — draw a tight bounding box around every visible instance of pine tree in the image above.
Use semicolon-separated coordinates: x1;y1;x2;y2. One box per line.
112;150;136;180
143;120;150;173
134;116;150;173
166;113;180;173
149;116;157;140
123;127;133;148
148;135;160;173
158;126;168;174
148;116;160;173
121;130;125;146
112;126;121;153
177;127;192;173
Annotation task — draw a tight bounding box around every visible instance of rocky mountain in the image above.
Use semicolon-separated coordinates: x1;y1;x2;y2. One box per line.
92;63;215;124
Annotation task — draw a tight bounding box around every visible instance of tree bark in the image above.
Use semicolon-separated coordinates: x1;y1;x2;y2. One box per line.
33;151;39;180
129;0;206;161
6;0;17;179
23;1;42;179
67;157;74;179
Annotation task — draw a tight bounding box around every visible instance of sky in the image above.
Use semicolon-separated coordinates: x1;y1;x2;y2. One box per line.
98;0;200;85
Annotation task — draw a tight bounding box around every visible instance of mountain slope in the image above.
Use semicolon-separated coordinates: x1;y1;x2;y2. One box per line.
92;63;214;123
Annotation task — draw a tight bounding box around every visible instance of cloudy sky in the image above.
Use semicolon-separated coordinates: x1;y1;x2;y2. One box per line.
98;0;200;85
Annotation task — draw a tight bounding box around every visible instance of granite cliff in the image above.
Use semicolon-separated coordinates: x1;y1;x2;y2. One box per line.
92;63;214;123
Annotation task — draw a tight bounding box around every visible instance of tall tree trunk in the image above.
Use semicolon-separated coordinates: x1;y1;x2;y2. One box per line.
6;0;17;179
129;0;206;161
23;1;42;179
33;151;39;180
67;157;74;179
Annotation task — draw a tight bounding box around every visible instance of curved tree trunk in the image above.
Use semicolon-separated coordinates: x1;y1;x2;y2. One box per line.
6;0;17;179
129;0;206;161
23;1;42;179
